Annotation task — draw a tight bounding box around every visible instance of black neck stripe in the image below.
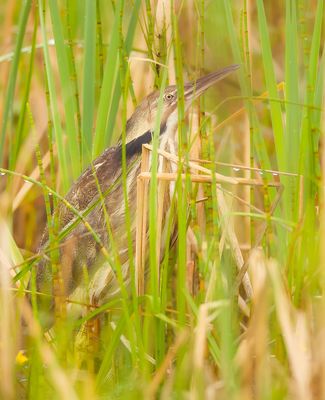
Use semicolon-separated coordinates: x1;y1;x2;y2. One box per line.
124;130;152;159
117;122;167;160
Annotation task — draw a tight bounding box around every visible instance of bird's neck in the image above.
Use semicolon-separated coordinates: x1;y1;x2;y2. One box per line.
122;120;174;156
120;130;152;160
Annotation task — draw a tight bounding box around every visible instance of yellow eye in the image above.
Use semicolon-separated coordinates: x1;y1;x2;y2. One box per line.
164;93;174;101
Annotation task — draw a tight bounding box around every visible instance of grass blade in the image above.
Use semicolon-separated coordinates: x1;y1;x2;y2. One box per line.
82;0;97;166
48;0;81;178
0;0;32;165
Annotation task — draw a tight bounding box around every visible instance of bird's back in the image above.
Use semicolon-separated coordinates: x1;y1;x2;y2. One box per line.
34;143;142;324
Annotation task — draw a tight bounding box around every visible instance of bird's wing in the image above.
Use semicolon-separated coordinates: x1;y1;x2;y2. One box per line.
34;146;125;306
37;146;122;247
57;147;122;230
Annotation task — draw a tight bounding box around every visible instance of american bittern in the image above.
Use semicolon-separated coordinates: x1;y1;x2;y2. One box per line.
33;64;239;326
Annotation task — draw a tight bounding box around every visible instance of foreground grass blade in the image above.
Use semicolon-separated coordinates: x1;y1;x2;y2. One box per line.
0;0;32;166
221;0;271;170
284;0;300;221
92;0;123;157
82;0;96;166
256;0;285;171
38;0;70;191
104;0;141;146
48;0;81;178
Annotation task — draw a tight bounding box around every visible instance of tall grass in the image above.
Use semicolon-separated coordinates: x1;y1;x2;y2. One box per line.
0;0;324;399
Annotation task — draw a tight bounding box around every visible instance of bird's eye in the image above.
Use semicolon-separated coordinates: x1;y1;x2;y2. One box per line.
164;93;174;101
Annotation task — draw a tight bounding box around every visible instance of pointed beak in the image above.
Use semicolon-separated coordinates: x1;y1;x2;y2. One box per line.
184;64;240;104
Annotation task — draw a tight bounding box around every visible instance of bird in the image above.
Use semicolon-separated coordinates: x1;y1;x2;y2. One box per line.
32;64;239;328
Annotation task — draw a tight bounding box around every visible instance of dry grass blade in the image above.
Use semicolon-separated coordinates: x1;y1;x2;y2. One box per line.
20;299;80;400
146;330;189;398
216;185;253;298
236;249;269;398
0;221;16;400
268;259;312;400
143;144;239;184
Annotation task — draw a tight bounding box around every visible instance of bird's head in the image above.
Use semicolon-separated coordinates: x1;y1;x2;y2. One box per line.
125;64;239;142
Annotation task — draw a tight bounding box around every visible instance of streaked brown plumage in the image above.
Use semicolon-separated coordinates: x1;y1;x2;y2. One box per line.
33;65;239;326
